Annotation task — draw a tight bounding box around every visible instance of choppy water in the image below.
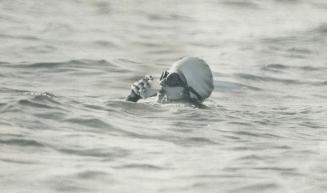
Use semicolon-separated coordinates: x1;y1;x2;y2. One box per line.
1;0;327;192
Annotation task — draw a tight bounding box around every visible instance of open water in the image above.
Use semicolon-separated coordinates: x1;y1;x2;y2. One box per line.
1;0;327;192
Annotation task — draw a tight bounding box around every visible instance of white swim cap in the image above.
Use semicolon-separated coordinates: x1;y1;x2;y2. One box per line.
168;57;214;101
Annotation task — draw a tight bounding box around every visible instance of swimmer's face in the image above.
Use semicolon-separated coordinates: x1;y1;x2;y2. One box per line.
157;71;189;103
157;86;186;102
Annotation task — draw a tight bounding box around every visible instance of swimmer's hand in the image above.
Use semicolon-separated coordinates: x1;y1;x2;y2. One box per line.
126;75;159;102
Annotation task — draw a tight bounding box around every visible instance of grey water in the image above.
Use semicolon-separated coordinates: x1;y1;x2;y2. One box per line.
1;0;327;192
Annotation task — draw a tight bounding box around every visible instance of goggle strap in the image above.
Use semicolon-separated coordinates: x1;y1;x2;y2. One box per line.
160;71;169;81
187;87;202;101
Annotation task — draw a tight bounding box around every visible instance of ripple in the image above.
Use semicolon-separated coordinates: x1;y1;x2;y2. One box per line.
275;0;299;3
221;0;260;9
181;137;219;146
299;66;323;71
45;171;110;192
0;87;30;94
0;91;64;115
287;47;312;55
17;93;62;110
147;13;192;22
238;154;274;161
228;121;253;126
253;166;296;172
24;45;56;54
312;2;327;10
65;117;113;130
214;80;262;92
92;1;111;15
262;64;326;72
313;23;327;34
261;63;289;72
0;61;9;65
235;73;303;84
0;33;40;41
0;138;45;147
76;170;109;179
312;81;327;86
12;59;119;71
57;147;129;159
231;182;280;193
114;163;167;170
93;40;117;48
51;181;92;193
0;158;37;165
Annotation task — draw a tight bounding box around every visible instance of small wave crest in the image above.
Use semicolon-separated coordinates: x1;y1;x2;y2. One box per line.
235;73;303;85
312;23;327;35
0;91;62;114
14;59;115;69
0;138;45;147
56;147;129;159
261;63;325;72
19;92;61;109
220;0;260;9
4;59;131;75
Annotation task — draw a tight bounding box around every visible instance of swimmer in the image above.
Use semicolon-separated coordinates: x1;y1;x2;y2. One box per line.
126;57;214;104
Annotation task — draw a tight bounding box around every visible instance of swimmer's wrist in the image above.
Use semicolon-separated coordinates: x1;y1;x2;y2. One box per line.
126;90;141;102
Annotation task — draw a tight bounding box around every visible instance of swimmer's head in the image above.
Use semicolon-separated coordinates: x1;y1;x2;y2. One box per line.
158;57;214;103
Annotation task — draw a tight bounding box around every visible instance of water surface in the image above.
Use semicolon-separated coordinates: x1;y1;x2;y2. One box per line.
1;0;327;192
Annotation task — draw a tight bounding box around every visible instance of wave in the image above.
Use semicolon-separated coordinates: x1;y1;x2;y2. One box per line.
147;13;192;22
313;23;327;35
56;147;129;159
0;158;37;165
235;73;303;85
261;23;327;54
13;59;115;69
0;138;45;147
220;0;260;9
274;0;300;3
231;183;280;193
312;81;327;86
0;33;40;41
92;40;118;48
114;163;168;170
65;117;114;130
75;170;108;179
261;63;324;72
0;91;62;114
214;80;262;92
18;92;61;109
1;59;133;78
261;63;289;72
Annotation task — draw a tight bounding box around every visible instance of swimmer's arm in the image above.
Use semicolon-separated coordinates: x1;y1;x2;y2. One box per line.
126;90;141;102
125;75;158;102
126;90;157;102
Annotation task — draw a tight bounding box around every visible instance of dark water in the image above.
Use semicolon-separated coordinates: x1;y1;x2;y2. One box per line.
1;0;327;192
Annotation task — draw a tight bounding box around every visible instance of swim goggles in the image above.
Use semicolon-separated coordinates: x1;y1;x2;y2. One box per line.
159;71;203;101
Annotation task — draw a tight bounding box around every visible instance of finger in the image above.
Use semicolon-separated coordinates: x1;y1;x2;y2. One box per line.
145;75;153;81
134;80;144;87
131;84;140;92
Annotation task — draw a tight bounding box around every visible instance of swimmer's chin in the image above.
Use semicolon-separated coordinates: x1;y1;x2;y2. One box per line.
157;91;168;103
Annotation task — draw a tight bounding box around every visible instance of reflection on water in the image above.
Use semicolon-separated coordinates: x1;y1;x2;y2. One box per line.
1;0;327;192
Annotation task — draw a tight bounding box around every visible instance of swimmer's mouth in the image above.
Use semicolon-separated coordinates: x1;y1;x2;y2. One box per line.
157;86;187;103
